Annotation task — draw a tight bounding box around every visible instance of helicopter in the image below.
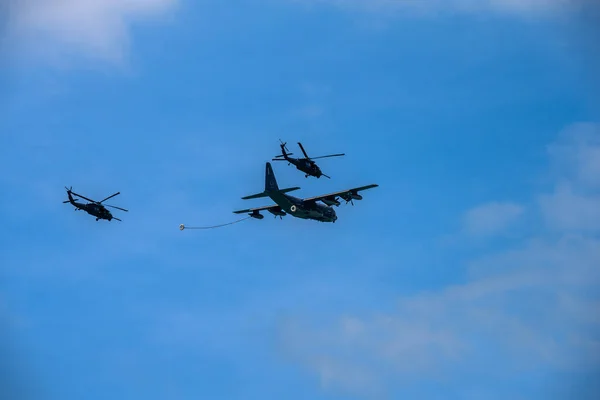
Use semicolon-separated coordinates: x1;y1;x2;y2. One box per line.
63;186;128;221
272;140;344;178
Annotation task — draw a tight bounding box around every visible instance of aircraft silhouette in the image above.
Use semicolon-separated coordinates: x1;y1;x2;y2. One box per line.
272;140;344;179
233;162;378;223
63;186;128;222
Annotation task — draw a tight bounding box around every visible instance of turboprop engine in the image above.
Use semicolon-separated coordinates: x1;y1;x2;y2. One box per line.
250;210;264;219
268;208;286;217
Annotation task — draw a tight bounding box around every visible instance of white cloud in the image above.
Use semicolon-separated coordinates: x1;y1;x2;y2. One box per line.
290;0;589;17
540;123;600;232
539;183;600;232
462;201;524;236
547;122;600;190
4;0;178;65
290;105;326;119
280;237;600;397
277;123;600;397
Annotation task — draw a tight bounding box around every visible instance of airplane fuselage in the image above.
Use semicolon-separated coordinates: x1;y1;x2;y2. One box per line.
269;192;337;222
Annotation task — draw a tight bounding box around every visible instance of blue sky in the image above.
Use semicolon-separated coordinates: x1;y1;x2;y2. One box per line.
1;1;600;399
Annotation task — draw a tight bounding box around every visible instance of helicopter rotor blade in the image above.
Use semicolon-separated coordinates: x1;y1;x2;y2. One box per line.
68;191;96;204
297;142;310;159
105;204;128;212
310;153;345;160
99;192;120;204
322;174;331;179
112;217;122;222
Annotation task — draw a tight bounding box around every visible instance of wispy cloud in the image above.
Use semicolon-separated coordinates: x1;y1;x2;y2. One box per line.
539;123;600;232
3;0;178;67
462;201;524;237
277;122;600;397
539;183;600;232
290;0;591;17
546;122;600;190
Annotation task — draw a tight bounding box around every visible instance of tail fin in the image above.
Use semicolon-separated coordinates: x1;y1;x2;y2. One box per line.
265;162;279;192
279;143;293;158
65;186;75;203
241;163;300;200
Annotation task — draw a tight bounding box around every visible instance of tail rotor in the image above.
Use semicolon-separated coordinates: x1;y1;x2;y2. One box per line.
279;139;289;153
63;186;78;203
273;139;293;159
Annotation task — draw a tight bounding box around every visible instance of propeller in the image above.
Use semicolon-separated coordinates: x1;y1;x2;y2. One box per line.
341;193;354;205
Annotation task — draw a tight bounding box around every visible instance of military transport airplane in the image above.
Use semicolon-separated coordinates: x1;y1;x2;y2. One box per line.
233;162;378;223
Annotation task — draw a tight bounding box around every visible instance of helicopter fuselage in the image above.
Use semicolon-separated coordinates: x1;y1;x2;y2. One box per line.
283;156;323;178
69;200;114;221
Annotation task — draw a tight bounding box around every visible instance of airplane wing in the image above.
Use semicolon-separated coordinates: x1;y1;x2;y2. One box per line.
233;204;286;217
233;204;278;214
302;184;379;206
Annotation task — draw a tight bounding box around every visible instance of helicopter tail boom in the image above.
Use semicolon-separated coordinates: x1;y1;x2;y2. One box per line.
63;187;76;204
274;142;293;159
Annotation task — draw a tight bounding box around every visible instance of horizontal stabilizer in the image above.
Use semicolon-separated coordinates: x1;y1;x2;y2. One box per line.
278;186;301;195
241;186;300;200
242;192;269;200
